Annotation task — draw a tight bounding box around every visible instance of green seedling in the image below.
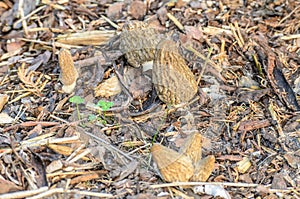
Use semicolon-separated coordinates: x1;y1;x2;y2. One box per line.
88;114;97;122
97;100;114;111
96;100;114;125
69;95;85;120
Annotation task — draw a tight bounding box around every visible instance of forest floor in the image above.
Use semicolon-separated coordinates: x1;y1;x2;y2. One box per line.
0;0;300;198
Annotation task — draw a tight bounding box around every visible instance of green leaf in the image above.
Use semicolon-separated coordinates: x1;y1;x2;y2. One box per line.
69;96;85;104
88;114;97;121
97;100;114;111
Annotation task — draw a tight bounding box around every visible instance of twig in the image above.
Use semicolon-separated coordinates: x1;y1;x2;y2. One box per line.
150;181;260;188
197;47;213;85
280;34;300;40
185;45;222;72
13;5;47;29
26;188;113;199
101;15;120;30
0;186;48;199
81;129;134;162
150;181;297;194
20;38;81;49
278;5;300;25
167;13;184;32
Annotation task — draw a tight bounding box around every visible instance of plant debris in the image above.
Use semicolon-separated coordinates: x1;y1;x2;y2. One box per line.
0;0;299;198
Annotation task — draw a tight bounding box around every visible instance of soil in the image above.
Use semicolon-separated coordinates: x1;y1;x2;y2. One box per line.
0;0;299;198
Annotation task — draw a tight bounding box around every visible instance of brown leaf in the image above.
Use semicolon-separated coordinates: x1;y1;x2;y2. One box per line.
129;0;146;20
129;75;152;100
151;143;194;182
0;177;23;194
46;160;63;174
94;76;122;98
0;94;9;112
106;2;124;20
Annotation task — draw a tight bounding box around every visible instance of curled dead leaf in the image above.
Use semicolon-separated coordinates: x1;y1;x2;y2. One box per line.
94;76;122;98
58;48;78;93
151;143;194;182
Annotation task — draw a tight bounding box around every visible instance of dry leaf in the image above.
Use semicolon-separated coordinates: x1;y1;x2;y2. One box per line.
58;48;78;93
46;160;63;173
94;76;122;97
194;184;231;199
0;112;14;124
236;157;251;173
151;143;194;182
0;177;23;194
47;144;74;156
0;94;9;112
191;155;215;182
180;132;203;164
17;64;44;95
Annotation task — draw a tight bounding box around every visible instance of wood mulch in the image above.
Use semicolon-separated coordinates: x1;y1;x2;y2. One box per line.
0;0;299;198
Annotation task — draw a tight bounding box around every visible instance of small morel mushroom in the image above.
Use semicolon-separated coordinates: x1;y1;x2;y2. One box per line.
152;39;198;105
58;48;78;93
151;132;215;183
151;143;194;182
119;20;162;67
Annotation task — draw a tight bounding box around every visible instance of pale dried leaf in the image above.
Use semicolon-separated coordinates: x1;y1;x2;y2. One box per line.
46;160;63;174
0;112;14;124
236;157;251;173
94;76;122;98
0;94;9;112
56;30;115;46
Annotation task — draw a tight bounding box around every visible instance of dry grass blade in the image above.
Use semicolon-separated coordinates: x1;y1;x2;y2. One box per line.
167;13;184;31
56;30;115;46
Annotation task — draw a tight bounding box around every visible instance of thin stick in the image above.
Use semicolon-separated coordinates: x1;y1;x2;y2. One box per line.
167;13;184;31
150;181;296;194
0;186;48;199
101;15;120;30
197;47;213;85
26;188;113;199
278;5;300;25
13;5;47;29
81;129;134;162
